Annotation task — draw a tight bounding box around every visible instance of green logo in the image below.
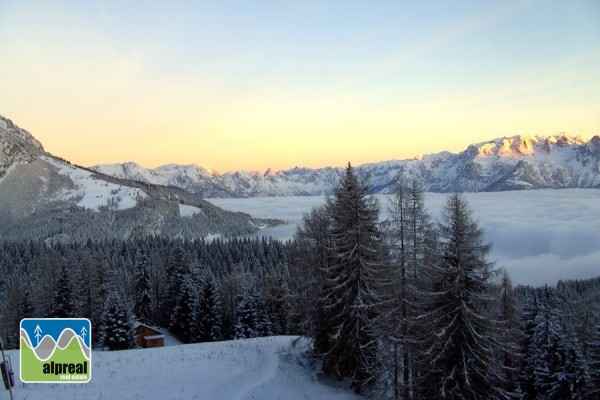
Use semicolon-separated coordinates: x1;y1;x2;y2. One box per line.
20;318;91;383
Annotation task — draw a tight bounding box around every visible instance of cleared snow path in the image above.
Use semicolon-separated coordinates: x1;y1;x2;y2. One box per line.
6;336;365;400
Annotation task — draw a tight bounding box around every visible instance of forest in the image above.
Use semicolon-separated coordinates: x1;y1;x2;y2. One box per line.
0;163;599;399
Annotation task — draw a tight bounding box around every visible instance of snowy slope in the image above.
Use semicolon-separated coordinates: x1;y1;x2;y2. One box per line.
93;133;600;197
6;336;365;400
43;156;147;211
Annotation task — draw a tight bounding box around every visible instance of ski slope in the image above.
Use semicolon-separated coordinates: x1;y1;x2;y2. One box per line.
5;336;365;400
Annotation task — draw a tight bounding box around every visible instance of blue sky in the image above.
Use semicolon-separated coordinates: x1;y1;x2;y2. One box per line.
0;0;598;172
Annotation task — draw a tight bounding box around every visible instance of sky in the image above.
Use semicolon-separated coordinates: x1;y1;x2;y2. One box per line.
0;0;599;173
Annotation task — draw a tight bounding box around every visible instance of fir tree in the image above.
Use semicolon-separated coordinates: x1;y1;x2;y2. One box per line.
588;324;600;397
234;291;259;339
519;292;541;400
133;250;153;324
291;204;335;355
101;293;133;351
321;163;386;394
51;263;73;318
496;268;522;398
169;273;198;343
160;244;189;325
417;193;504;400
385;178;434;399
529;286;589;399
198;274;222;342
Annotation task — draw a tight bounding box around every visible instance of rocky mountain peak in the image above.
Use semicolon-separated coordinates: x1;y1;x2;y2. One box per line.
0;115;46;179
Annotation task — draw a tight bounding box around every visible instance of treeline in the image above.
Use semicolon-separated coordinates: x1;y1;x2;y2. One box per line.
1;163;599;399
289;164;600;398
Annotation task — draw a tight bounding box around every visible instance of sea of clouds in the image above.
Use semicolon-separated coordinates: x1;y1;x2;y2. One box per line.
207;189;600;287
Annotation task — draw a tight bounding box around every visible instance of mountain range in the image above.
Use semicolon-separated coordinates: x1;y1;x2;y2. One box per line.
93;133;600;197
0;115;276;243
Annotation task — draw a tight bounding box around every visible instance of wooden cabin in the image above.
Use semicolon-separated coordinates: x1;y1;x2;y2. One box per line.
133;322;165;348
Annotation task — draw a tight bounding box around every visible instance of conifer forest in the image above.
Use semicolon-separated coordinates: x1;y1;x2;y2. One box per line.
1;164;599;399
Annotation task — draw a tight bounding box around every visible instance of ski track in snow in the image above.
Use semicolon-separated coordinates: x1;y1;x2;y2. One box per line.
5;336;365;400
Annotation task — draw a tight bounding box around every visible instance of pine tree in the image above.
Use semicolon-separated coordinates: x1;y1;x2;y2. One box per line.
496;268;522;398
385;178;434;399
529;286;589;399
416;193;504;400
321;163;386;394
290;204;335;355
101;293;133;351
518;292;541;400
133;250;153;324
234;291;259;339
198;274;222;342
160;244;189;325
51;263;73;318
169;273;198;343
588;324;600;397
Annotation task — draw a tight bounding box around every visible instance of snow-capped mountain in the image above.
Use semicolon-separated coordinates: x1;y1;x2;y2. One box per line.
0;115;270;242
94;133;600;198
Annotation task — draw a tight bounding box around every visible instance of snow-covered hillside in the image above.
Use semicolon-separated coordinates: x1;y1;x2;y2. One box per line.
0;114;275;242
93;133;600;197
5;336;364;400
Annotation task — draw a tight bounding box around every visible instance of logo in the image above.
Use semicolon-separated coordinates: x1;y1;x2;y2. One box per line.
20;318;91;383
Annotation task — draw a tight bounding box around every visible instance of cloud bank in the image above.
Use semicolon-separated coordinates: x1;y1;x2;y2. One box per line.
207;189;600;286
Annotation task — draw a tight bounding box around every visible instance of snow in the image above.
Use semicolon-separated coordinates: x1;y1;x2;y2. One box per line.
179;204;203;218
5;336;365;400
43;156;147;211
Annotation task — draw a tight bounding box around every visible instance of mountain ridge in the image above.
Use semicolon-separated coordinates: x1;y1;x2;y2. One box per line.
93;133;600;197
0;114;278;242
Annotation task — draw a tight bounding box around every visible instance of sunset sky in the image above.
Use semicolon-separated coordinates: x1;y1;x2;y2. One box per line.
1;0;599;172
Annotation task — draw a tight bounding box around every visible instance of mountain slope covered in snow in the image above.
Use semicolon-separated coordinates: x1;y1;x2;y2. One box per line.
0;115;274;242
94;133;600;197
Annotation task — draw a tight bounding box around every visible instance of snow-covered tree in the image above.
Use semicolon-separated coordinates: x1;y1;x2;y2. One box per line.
170;273;199;343
234;291;259;339
160;244;189;325
527;286;589;399
51;263;73;318
290;204;335;355
588;324;600;397
101;293;133;351
321;163;386;394
198;274;222;342
384;178;434;399
495;268;522;398
416;193;504;400
133;250;153;324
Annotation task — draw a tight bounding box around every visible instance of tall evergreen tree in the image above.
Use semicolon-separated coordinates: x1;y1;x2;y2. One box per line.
51;263;73;318
169;273;199;343
416;193;504;400
385;178;434;399
290;204;334;354
495;269;522;398
529;286;589;399
321;163;386;394
198;274;222;342
133;250;153;324
234;290;259;339
588;324;600;397
519;292;541;400
161;244;189;325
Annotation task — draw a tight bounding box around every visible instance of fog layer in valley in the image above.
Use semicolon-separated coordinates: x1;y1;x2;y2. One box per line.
207;189;600;286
